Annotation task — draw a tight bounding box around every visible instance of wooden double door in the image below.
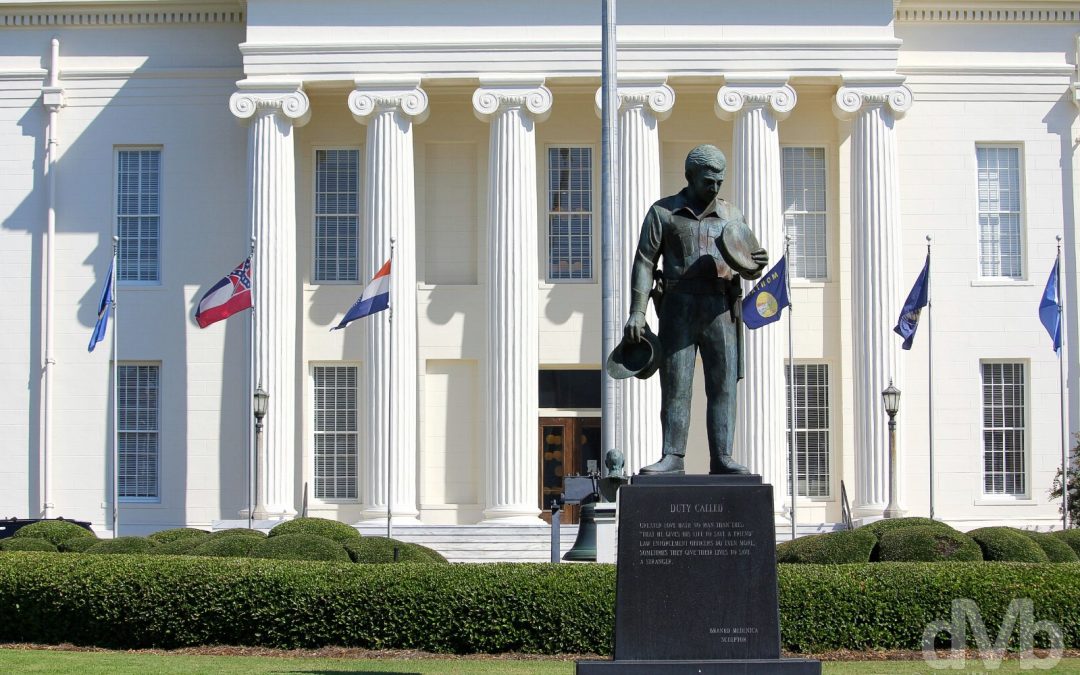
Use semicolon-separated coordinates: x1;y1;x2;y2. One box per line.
539;417;601;524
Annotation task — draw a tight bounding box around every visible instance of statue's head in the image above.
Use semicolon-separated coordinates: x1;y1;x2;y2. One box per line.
684;144;726;207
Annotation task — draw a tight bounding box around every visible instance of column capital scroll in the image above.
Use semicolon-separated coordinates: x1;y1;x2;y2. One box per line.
472;77;553;123
593;76;675;121
833;78;913;120
715;79;796;121
349;77;429;125
229;82;310;127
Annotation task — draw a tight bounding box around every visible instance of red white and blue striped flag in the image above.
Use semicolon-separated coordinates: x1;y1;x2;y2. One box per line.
333;259;391;330
195;257;252;328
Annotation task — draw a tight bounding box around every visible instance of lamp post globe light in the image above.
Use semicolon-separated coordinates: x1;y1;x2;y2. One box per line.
882;380;904;519
252;385;269;520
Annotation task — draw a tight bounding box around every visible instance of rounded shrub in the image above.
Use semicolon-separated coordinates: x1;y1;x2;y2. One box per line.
154;537;207;556
345;537;448;564
268;517;360;545
1051;529;1080;557
206;528;266;541
0;538;58;552
1019;530;1078;563
148;527;208;545
192;535;262;558
12;520;95;547
58;537;99;553
86;537;156;555
876;526;982;562
860;517;957;543
967;527;1049;562
252;533;350;563
775;529;877;564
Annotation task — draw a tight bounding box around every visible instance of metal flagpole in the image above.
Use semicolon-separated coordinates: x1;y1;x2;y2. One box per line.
927;235;935;520
599;0;618;473
387;237;395;540
111;235;119;538
248;236;256;530
1057;235;1069;530
786;236;797;542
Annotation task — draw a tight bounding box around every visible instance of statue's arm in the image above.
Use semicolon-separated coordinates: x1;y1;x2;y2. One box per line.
625;207;663;341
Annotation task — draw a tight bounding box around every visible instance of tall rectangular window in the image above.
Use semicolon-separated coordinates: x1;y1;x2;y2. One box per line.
314;149;360;282
785;363;831;497
118;364;160;500
781;147;827;279
116;149;161;283
977;146;1022;278
547;147;593;281
982;362;1026;495
313;366;358;500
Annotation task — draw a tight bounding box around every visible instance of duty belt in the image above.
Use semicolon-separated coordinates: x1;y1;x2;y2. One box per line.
664;277;735;295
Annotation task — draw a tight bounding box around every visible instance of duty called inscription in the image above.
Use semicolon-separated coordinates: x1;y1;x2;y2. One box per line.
635;507;756;566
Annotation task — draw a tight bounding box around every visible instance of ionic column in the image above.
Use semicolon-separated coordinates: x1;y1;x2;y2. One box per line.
229;83;310;518
594;76;674;474
349;78;428;523
472;77;552;521
716;78;795;514
833;78;912;516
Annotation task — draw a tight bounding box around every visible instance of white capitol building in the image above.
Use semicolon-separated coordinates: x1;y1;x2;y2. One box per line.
1;0;1077;553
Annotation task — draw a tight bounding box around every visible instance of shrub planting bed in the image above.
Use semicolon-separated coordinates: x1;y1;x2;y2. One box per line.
0;554;1077;654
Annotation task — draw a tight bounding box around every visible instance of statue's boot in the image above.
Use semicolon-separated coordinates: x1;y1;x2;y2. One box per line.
639;453;685;475
710;453;750;475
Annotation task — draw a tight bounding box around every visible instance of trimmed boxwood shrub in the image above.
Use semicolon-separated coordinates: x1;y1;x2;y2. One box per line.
876;526;982;562
154;537;207;556
192;536;262;558
1052;529;1080;557
147;528;208;545
268;518;360;545
206;528;266;541
775;529;877;564
860;517;957;544
345;537;449;564
59;537;99;553
86;537;156;555
968;527;1049;563
0;538;57;552
252;534;350;563
1019;530;1078;563
12;520;95;547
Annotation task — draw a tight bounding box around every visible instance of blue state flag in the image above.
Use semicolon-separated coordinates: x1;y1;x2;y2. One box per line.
894;254;929;350
1039;259;1062;352
742;256;790;330
88;259;114;353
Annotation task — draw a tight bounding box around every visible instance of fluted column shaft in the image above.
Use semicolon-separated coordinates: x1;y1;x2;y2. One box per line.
230;85;310;518
717;80;795;513
596;78;674;474
349;79;428;522
834;80;912;515
473;79;552;521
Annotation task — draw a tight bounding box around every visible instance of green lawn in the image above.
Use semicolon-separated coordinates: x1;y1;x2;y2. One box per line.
2;650;1080;674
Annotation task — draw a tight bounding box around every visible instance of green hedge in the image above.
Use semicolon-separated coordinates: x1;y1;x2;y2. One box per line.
0;554;1077;653
345;537;449;565
154;537;207;556
58;538;99;553
147;528;208;545
206;528;266;541
268;518;360;545
251;534;350;563
86;537;157;555
192;536;262;558
861;517;957;544
776;529;877;564
1052;529;1080;557
12;520;95;547
0;538;57;552
968;527;1050;563
876;526;982;562
1020;531;1079;563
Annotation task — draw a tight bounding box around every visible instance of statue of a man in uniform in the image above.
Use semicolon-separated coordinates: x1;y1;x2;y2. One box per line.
618;144;768;475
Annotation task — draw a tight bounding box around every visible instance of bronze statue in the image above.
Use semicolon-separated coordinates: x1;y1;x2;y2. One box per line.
612;144;767;475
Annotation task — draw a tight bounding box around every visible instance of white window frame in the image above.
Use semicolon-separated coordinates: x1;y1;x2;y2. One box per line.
310;363;361;503
117;361;161;503
785;361;833;500
114;146;163;286
979;360;1029;499
311;146;362;284
780;145;829;281
975;144;1025;281
544;144;596;284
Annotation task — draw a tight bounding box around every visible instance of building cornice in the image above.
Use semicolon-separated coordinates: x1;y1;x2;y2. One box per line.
0;0;243;27
896;1;1080;23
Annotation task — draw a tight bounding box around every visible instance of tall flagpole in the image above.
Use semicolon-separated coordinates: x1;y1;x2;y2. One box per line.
248;236;256;530
111;235;119;538
599;0;618;472
786;236;797;541
927;235;935;520
1057;234;1069;530
387;237;395;540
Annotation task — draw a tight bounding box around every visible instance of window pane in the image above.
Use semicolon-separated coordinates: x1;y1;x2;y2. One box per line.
116;149;161;282
785;363;830;497
977;147;1022;278
539;370;601;409
781;147;827;279
314;149;360;282
548;147;593;280
313;366;359;500
118;364;160;499
982;362;1026;495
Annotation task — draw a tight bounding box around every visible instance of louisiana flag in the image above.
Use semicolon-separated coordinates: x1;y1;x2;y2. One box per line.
87;259;114;353
332;259;391;331
742;256;790;329
894;254;929;350
196;257;252;328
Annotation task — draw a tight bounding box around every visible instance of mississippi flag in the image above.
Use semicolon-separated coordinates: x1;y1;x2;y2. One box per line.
196;257;252;328
333;259;391;330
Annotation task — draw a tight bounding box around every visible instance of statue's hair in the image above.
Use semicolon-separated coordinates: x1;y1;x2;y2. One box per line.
684;144;727;175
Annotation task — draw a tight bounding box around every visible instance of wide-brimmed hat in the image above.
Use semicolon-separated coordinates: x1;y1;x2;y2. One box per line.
606;328;662;380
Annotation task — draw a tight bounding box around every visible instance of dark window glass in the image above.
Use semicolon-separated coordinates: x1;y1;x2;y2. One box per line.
539;370;600;409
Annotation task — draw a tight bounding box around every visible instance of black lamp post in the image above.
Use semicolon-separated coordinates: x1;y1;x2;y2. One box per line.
881;380;903;518
252;385;269;521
